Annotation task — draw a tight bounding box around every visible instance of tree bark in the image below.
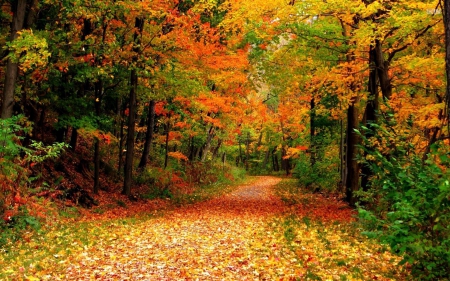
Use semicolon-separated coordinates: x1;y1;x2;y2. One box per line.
93;80;102;194
122;16;144;196
444;0;450;129
1;0;27;119
374;40;392;100
361;46;379;191
211;139;222;160
237;138;243;166
272;147;279;172
345;99;360;206
201;126;215;162
163;119;170;169
70;128;78;151
310;97;316;167
139;100;156;168
123;69;138;196
118;105;125;174
245;131;250;170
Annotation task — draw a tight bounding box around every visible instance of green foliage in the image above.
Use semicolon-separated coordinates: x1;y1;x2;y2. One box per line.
228;165;247;182
25;141;70;164
1;116;69;248
293;153;340;192
0;206;41;247
0;116;32;213
0;115;31;161
137;167;175;199
6;30;50;72
357;126;450;280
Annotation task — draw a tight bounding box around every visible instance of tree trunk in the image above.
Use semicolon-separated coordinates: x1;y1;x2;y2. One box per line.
122;16;144;196
245;132;250;170
339;117;346;193
118;107;125;174
237;138;243;167
281;147;290;175
70;128;78;151
262;148;270;169
201;126;215;162
444;0;450;129
310;97;316;167
139;100;156;168
212;139;222;160
188;137;194;161
375;40;392;100
163;119;170;169
345;99;360;206
272;147;279;172
93;80;102;194
361;46;379;191
1;0;27;119
122;69;138;196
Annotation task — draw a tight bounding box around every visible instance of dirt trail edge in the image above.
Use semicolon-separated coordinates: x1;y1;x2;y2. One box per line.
62;176;289;280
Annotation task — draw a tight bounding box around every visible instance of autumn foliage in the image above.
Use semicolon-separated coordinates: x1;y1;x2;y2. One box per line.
1;0;450;278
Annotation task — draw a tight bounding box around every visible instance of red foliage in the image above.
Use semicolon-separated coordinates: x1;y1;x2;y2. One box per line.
3;209;17;223
155;102;169;116
296;145;308;151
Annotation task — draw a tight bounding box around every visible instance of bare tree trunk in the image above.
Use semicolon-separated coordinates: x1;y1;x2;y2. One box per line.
310;97;316;167
163;119;170;169
281;147;290;175
443;0;450;131
272;147;279;172
139;100;156;168
93;80;102;194
123;16;144;196
245;132;250;170
1;0;27;119
70;128;78;151
118;107;125;174
345;99;360;206
361;46;379;191
201;126;215;162
212;139;222;160
237;138;243;167
339;117;346;193
262;149;270;169
123;69;138;196
374;40;392;100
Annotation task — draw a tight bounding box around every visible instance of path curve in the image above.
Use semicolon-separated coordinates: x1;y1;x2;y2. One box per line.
61;176;289;280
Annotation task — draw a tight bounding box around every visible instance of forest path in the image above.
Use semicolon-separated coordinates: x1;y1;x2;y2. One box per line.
62;176;292;280
2;177;408;280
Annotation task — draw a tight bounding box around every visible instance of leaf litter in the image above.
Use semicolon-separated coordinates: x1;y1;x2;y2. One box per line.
1;177;407;280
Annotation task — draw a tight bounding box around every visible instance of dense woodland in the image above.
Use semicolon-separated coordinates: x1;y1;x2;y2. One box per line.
1;0;450;279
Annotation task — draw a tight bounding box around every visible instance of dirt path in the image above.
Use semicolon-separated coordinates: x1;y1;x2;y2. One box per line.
61;176;291;280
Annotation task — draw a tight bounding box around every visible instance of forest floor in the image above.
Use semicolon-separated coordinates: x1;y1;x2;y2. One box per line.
1;177;408;280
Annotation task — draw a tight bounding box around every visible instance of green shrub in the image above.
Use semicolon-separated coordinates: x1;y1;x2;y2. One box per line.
357;125;450;280
1;206;41;246
1;116;68;247
293;153;340;192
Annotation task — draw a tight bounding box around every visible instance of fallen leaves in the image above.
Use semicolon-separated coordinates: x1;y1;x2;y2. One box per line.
1;177;408;280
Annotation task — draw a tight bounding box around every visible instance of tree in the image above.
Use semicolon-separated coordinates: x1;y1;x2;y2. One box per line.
1;0;38;119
